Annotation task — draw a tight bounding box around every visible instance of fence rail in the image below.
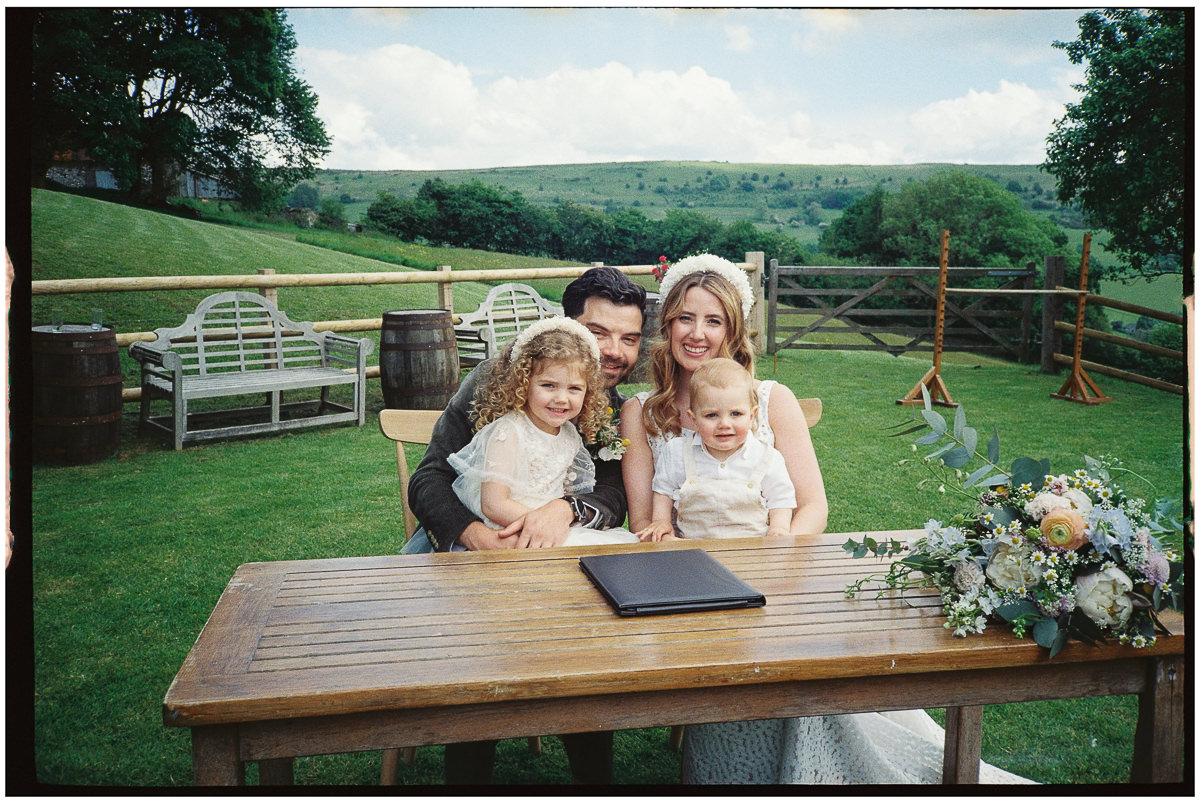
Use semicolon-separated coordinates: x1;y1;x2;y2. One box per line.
34;254;768;404
1043;267;1185;395
768;263;1037;360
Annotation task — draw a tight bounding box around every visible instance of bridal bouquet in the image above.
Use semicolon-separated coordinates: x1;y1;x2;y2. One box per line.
844;387;1184;658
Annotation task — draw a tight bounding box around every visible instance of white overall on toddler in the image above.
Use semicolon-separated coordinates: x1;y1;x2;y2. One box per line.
675;439;773;539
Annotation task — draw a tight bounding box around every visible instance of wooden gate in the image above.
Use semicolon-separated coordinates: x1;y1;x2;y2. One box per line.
767;263;1036;360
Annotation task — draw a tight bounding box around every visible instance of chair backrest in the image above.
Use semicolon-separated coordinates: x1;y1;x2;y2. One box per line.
797;397;822;429
379;408;444;541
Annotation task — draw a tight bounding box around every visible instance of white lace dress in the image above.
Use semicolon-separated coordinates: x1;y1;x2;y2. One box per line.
449;411;637;546
633;382;1031;784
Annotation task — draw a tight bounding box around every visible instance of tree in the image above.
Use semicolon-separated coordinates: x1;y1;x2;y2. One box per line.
31;9;330;209
287;183;319;210
1043;9;1188;278
819;185;887;262
818;173;1067;268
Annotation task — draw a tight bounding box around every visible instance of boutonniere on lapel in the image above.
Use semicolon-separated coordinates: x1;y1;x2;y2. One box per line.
593;406;630;461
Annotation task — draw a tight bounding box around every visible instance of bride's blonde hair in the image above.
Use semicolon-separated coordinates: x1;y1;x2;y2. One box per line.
473;328;609;441
642;271;755;437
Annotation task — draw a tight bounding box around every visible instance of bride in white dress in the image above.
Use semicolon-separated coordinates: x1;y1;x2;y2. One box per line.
620;255;1030;784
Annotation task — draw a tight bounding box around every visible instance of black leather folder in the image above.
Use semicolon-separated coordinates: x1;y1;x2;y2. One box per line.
579;549;766;616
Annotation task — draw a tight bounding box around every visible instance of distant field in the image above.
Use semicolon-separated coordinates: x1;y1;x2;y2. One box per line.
313;160;1068;244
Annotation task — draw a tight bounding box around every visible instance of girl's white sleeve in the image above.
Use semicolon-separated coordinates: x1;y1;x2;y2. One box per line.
448;417;524;523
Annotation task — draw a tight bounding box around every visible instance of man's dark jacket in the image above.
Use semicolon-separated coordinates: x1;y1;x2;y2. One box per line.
408;358;629;551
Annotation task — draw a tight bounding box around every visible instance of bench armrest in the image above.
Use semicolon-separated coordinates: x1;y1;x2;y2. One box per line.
323;332;374;354
130;342;183;373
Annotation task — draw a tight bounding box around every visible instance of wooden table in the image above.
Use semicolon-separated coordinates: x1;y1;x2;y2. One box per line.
163;531;1185;785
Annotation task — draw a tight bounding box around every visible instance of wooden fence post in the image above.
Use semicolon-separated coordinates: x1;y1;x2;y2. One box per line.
1019;262;1035;363
898;231;957;407
257;268;277;307
436;266;453;312
746;251;766;355
767;258;779;355
1040;255;1065;374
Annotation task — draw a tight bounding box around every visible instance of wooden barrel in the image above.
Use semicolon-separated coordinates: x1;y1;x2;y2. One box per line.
33;325;123;465
379;310;459;410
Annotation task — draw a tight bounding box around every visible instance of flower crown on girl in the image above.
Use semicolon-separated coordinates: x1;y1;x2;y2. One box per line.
507;316;600;366
657;253;755;321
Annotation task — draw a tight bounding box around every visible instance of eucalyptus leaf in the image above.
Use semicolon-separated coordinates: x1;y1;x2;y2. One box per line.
952;404;966;440
925;442;955;461
964;464;994;488
971;473;1012;490
984;505;1016;526
887;423;929;438
987;427;1000;464
921;408;947;434
1032;618;1058;649
1048;627;1069;659
1010;457;1050;489
915;430;943;445
941;446;971;468
962;426;978;456
996;600;1038;622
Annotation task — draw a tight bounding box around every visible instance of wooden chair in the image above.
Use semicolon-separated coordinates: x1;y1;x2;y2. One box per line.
667;397;822;752
378;409;543;783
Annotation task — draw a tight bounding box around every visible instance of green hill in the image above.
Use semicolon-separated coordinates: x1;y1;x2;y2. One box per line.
310;160;1070;248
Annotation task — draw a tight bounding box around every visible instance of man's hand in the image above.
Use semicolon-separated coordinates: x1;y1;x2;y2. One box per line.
456;520;519;551
512;498;574;548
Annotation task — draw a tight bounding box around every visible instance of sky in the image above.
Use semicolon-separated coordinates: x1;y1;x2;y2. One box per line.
287;6;1096;172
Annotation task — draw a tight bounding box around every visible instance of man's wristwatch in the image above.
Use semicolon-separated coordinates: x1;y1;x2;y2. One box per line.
563;495;599;527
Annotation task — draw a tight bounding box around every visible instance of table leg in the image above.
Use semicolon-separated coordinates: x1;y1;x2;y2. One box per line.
1132;655;1185;783
192;725;244;786
258;757;295;785
942;705;982;784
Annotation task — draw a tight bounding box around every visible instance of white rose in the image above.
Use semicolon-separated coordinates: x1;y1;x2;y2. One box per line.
1075;567;1134;627
1024;492;1072;521
1062;488;1093;516
984;541;1043;590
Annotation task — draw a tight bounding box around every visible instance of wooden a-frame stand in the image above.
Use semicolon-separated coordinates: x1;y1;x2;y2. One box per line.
1052;233;1111;405
898;230;957;407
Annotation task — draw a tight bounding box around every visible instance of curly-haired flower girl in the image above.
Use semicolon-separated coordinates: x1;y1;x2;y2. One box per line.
449;318;638;547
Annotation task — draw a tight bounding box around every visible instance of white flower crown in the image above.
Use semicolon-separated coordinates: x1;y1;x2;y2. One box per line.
507;316;600;366
657;253;755;320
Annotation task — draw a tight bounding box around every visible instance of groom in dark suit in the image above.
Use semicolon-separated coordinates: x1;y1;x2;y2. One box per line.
404;266;647;784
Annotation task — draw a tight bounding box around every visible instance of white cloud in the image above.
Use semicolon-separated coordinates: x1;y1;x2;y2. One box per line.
906;79;1076;163
296;37;1074;170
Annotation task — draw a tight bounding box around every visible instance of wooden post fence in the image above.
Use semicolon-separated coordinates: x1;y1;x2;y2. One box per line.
1051;234;1111;405
898;230;957;407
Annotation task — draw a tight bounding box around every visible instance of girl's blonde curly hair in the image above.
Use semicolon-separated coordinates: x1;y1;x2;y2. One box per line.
472;327;610;441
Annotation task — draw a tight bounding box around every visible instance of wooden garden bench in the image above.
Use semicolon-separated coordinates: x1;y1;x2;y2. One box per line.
454;283;563;366
130;291;373;450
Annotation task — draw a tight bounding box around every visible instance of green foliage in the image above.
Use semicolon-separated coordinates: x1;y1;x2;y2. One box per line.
29;9;330;209
317;197;347;230
287;182;320;210
1043;9;1188;278
364;177;806;267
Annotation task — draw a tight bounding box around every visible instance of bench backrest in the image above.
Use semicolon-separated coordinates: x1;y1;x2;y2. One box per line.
466;283;563;350
147;292;327;376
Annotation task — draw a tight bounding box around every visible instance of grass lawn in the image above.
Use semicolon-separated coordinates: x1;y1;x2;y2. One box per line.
23;347;1185;787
